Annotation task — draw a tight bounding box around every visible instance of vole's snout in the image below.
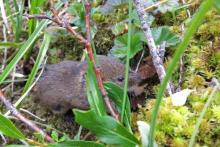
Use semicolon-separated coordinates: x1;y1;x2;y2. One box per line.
128;84;145;97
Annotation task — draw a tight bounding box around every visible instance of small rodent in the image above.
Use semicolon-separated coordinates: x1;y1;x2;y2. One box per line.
35;55;144;115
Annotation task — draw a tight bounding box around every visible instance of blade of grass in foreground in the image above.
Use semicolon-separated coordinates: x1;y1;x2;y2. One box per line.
189;85;219;147
148;0;214;146
0;2;63;84
22;33;51;94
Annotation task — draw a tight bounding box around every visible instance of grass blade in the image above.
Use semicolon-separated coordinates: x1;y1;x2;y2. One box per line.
121;0;132;123
22;33;51;94
0;2;63;84
188;86;219;147
0;114;25;139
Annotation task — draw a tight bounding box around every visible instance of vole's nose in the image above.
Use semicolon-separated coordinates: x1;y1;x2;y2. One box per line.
128;85;145;97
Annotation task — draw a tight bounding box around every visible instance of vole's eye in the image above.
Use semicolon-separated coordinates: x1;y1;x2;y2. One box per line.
117;76;124;82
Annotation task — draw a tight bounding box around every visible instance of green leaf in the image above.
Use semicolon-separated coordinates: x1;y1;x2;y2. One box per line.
28;0;46;35
48;140;105;147
22;33;51;94
131;10;154;27
111;23;127;36
0;42;23;49
110;32;143;59
68;3;85;28
86;57;107;116
100;0;128;14
104;82;131;131
137;121;157;147
74;110;140;147
155;0;179;13
0;114;25;139
213;0;220;13
152;26;180;46
51;131;59;142
6;145;34;147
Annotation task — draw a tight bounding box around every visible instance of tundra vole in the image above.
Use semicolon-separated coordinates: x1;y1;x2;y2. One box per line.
35;55;143;114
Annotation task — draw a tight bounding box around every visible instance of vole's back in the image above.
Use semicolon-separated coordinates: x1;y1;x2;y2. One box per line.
35;55;131;115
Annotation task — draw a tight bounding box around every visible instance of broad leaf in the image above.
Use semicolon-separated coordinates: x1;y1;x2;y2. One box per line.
86;57;107;116
104;82;131;130
152;26;180;46
48;140;104;147
131;10;154;27
74;110;140;147
100;0;128;14
68;3;97;38
110;32;143;59
68;3;85;28
154;0;179;13
0;114;25;139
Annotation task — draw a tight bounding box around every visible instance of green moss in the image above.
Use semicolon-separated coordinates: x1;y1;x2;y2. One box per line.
171;137;187;147
137;90;220;146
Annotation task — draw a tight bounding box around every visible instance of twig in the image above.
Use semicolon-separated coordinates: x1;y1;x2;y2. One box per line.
83;132;92;140
0;90;53;142
158;41;166;60
134;0;173;96
176;56;184;92
11;67;16;96
144;0;168;12
19;108;46;122
0;133;7;145
1;25;7;71
23;11;86;43
177;0;191;92
135;50;145;73
0;0;10;32
84;0;119;120
181;0;191;18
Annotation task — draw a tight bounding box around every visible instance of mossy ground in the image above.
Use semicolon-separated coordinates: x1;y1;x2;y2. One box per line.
134;8;220;147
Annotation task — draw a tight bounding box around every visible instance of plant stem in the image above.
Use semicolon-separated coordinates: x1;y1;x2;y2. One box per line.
134;0;173;96
121;0;132;124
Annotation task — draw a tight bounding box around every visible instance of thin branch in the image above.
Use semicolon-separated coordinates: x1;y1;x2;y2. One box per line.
134;0;173;96
1;25;7;71
135;50;145;73
84;0;119;120
177;0;191;92
0;0;10;32
23;10;86;43
0;90;53;142
144;0;168;12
